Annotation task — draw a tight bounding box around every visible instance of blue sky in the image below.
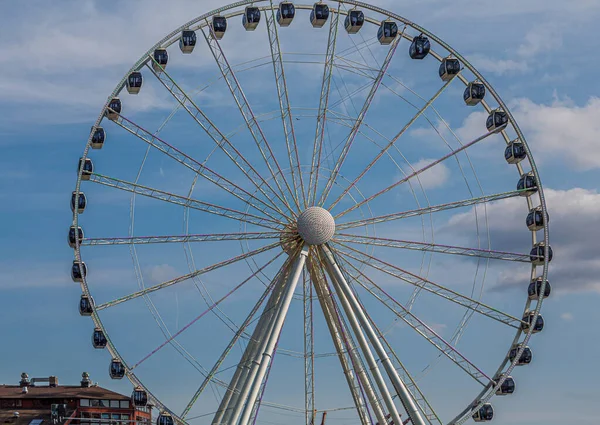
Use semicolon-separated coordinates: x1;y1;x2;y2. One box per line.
1;1;599;425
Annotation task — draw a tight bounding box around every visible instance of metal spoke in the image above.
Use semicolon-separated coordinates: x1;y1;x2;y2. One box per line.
334;250;493;388
327;77;458;211
89;173;284;231
111;111;285;223
335;125;507;219
199;23;298;213
334;234;531;262
146;58;291;220
308;3;341;207
82;231;283;246
96;241;281;310
337;188;523;231
265;2;305;207
317;28;404;207
302;267;315;425
334;242;524;328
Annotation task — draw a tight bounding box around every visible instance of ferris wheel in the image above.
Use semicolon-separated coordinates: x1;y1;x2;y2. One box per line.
70;1;551;425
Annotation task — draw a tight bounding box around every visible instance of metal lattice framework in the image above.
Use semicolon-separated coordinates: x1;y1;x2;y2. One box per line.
71;2;550;425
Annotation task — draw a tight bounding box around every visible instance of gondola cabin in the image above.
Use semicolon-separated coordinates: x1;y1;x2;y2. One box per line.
504;139;526;164
277;2;296;27
105;97;121;121
310;2;329;27
409;35;430;59
91;126;105;149
152;48;168;72
212;16;227;39
92;328;107;349
180;30;197;54
464;81;485;106
68;226;84;248
78;157;93;180
71;191;87;214
71;260;87;282
528;277;551;300
530;242;553;265
521;311;544;333
439;57;460;81
344;9;364;34
486;108;509;132
109;359;126;379
378;20;398;45
132;387;148;407
495;375;515;395
79;295;94;316
157;412;174;425
517;172;537;196
243;6;261;30
126;71;143;94
509;344;532;365
472;403;494;422
526;207;548;231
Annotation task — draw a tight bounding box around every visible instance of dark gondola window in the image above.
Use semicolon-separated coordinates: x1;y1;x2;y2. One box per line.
93;328;107;348
91;127;105;143
498;376;515;394
79;296;94;315
157;414;173;425
247;7;261;23
110;360;125;379
410;35;431;59
346;10;364;28
528;278;551;299
509;345;532;365
128;72;142;87
154;49;168;65
132;388;148;407
78;158;93;175
69;226;84;248
505;142;526;163
182;30;197;46
71;192;87;211
213;17;227;33
439;58;460;79
315;4;328;19
530;243;553;263
72;261;87;280
108;98;121;114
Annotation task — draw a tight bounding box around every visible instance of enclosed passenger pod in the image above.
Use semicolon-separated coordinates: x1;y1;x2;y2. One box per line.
530;241;553;265
526;206;548;231
152;48;168;72
179;30;197;54
211;16;227;39
521;311;544;333
345;9;364;34
132;387;148;407
509;344;532;365
517;172;537;196
486;108;509;132
310;2;329;27
78;157;93;181
157;412;174;425
528;277;551;300
105;97;121;121
109;359;126;379
68;226;84;248
504;139;526;164
472;403;494;422
439;57;460;81
277;2;296;27
71;260;87;282
79;295;94;316
91;127;105;150
464;81;485;106
243;6;261;30
92;327;107;349
378;20;398;45
495;375;515;395
126;72;143;95
71;191;87;213
409;35;430;59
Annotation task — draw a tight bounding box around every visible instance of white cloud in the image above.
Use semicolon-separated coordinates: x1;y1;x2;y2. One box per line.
560;312;574;321
145;264;179;285
407;158;450;190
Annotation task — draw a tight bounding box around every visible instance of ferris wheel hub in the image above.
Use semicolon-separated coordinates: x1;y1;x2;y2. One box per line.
296;206;336;245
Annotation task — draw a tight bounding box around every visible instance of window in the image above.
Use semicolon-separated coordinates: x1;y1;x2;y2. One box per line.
110;400;120;408
101;400;110;407
122;415;130;424
81;399;90;407
120;400;130;409
91;400;100;407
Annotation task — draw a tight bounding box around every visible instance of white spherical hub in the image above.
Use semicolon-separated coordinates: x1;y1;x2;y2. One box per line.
296;207;336;245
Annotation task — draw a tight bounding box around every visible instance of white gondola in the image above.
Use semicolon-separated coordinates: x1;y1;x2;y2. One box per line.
310;2;329;27
157;412;174;425
486;108;509;132
517;172;537;196
71;260;87;282
377;20;398;45
179;30;197;54
79;295;94;316
92;327;107;349
526;206;548;231
344;9;364;34
463;81;485;106
152;48;168;72
495;375;515;395
242;6;261;30
504;139;526;164
109;359;125;379
521;311;544;333
530;241;553;265
78;157;93;181
105;97;121;121
528;277;551;300
472;403;494;422
91;126;105;150
409;35;430;59
439;57;460;81
277;1;295;27
71;191;87;214
509;344;532;365
126;71;143;94
68;225;84;248
212;16;227;39
132;387;148;407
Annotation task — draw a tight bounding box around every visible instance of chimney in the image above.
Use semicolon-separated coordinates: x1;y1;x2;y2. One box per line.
49;376;58;388
81;372;91;388
19;373;30;388
21;387;28;394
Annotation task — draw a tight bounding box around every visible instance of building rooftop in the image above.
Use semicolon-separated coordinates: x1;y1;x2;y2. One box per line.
0;409;72;425
0;386;130;401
